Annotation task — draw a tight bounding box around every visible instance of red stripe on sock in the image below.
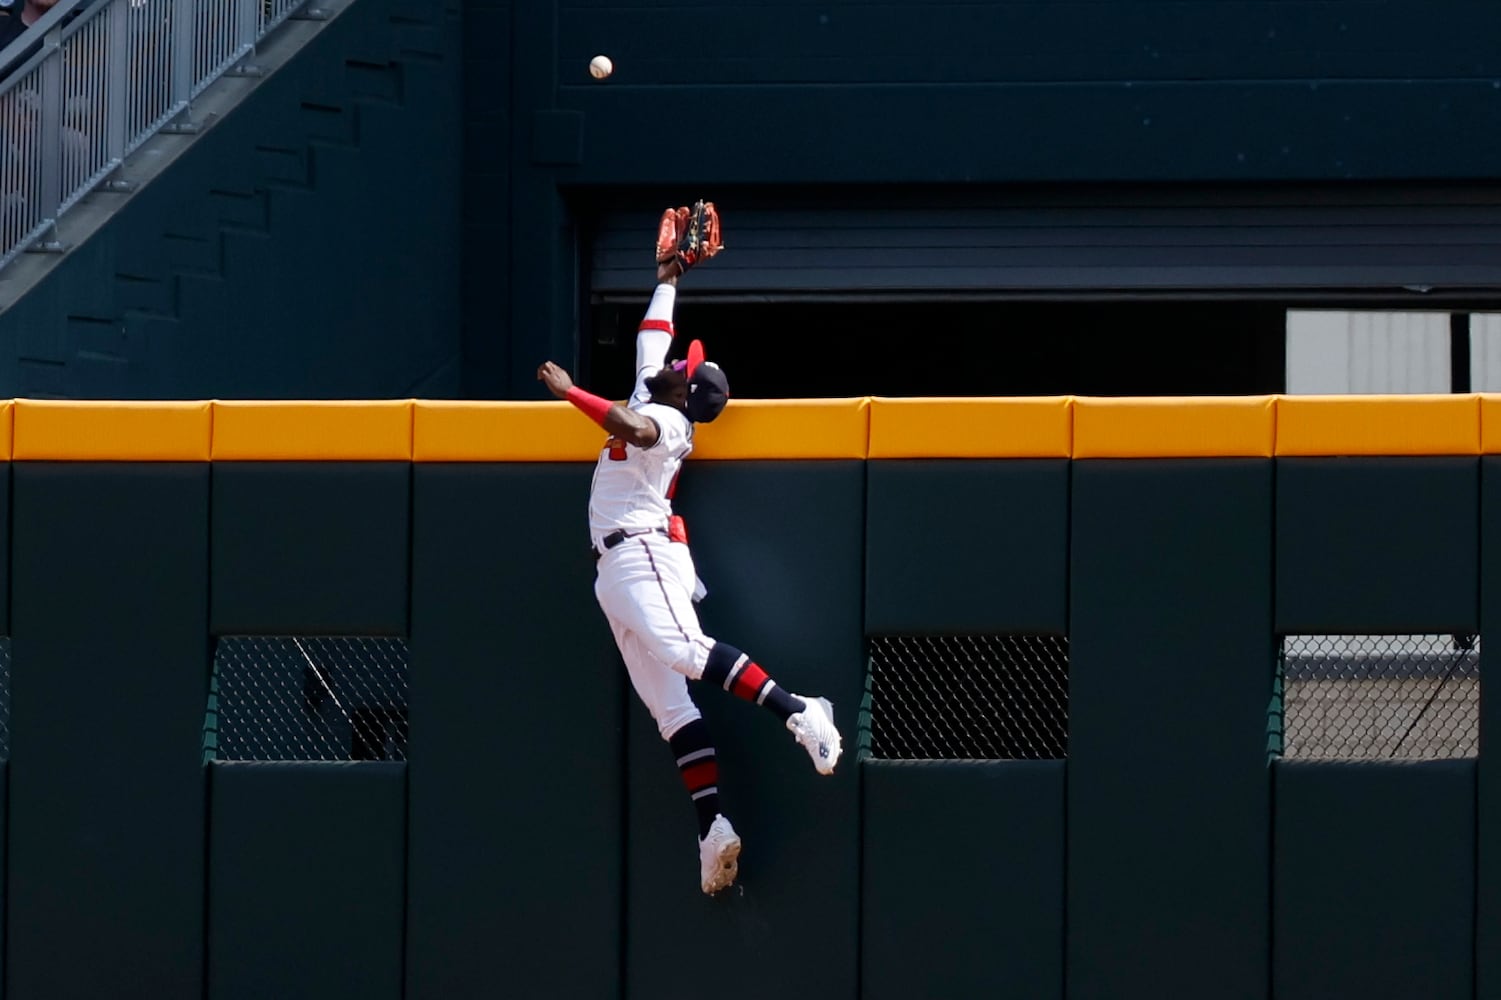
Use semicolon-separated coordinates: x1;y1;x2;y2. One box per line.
680;759;719;793
730;662;770;702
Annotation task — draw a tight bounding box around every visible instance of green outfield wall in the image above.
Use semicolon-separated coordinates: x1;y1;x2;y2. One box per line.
0;395;1496;1000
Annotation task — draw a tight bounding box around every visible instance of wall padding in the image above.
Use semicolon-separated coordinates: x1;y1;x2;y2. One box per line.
624;461;864;1000
862;760;1064;1000
8;463;209;1000
1476;456;1501;1000
1068;459;1272;1000
1276;457;1479;634
1273;759;1475;1000
866;459;1068;634
406;464;623;999
210;462;410;635
208;762;406;1000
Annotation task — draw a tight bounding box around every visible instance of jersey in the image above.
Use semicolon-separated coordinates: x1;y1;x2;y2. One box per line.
587;364;694;548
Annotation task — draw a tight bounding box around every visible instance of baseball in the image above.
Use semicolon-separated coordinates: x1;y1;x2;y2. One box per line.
589;55;613;79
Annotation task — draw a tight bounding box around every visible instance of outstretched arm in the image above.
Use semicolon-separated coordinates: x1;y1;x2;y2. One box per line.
633;273;679;398
537;361;660;448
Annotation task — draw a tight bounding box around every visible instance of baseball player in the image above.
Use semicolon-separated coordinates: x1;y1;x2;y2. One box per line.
536;202;842;896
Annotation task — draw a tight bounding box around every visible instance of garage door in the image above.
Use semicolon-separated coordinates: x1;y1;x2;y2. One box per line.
588;185;1501;301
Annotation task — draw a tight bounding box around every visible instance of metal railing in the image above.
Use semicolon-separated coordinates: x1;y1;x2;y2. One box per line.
0;0;309;271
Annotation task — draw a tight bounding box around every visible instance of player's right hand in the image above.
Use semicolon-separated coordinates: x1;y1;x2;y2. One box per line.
536;361;574;399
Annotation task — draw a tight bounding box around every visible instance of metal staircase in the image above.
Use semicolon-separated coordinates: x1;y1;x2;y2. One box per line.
0;0;461;399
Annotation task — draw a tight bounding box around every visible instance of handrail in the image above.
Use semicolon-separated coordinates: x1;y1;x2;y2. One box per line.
0;0;311;272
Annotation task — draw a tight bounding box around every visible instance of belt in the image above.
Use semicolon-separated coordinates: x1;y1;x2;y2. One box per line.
593;526;668;560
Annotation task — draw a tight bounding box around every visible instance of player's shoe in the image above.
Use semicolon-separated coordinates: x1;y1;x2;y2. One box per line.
787;695;842;775
698;814;742;895
655;200;723;277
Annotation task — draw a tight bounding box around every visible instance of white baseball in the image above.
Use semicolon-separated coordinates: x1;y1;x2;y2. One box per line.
589;55;613;79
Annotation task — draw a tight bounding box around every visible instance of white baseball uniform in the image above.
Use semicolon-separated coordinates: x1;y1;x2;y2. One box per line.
591;283;713;739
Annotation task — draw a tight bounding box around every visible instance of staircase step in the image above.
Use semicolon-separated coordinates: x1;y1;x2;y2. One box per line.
219;228;273;282
298;100;358;147
174;272;227;324
256;145;313;190
115;274;174;316
17;358;69;398
162;233;221;276
206;189;271;234
345;59;401;105
69;315;134;366
17;326;68;370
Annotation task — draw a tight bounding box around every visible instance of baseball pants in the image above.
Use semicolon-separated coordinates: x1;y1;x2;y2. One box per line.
595;533;714;739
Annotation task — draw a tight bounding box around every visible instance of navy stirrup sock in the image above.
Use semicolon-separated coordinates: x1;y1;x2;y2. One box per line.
700;642;805;723
669;719;720;838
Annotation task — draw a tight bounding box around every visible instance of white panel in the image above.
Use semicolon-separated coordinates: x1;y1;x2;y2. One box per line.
1286;311;1352;393
1471;314;1501;392
1286;310;1450;394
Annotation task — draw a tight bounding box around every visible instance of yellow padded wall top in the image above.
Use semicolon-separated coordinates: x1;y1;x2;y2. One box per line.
1073;396;1275;458
1276;394;1479;456
868;397;1071;459
1479;396;1501;453
414;401;607;462
14;400;210;461
211;401;414;460
690;398;870;460
3;395;1494;461
416;398;869;462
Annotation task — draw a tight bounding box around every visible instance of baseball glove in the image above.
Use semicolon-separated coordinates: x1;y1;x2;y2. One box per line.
656;200;723;276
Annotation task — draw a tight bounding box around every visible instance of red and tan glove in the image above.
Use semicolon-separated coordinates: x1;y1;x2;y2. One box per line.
655;200;724;277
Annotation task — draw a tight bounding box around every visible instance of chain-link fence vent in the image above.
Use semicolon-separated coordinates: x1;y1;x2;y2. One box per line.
204;636;409;763
1273;634;1478;760
864;635;1068;760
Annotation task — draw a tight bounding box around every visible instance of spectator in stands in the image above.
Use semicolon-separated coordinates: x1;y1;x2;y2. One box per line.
0;0;21;49
0;0;59;53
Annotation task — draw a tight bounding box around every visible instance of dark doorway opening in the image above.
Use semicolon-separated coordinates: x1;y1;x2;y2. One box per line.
585;299;1287;400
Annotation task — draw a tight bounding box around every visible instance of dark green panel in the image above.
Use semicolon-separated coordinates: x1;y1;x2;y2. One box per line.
1273;759;1474;1000
866;460;1067;634
1068;459;1271;1000
0;464;10;633
208;761;405;1000
1478;457;1501;1000
406;464;622;1000
625;461;863;1000
0;761;8;996
211;462;409;635
862;760;1063;1000
462;0;509;397
559;2;1501;83
1276;457;1478;634
8;463;208;1000
561;82;1501;188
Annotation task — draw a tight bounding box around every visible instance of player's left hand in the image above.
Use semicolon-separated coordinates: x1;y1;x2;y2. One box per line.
537;361;574;399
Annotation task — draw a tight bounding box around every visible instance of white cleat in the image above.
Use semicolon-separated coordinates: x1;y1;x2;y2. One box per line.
787;695;842;775
698;814;742;895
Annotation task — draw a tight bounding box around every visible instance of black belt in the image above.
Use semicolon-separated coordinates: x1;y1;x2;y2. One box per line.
594;526;668;560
